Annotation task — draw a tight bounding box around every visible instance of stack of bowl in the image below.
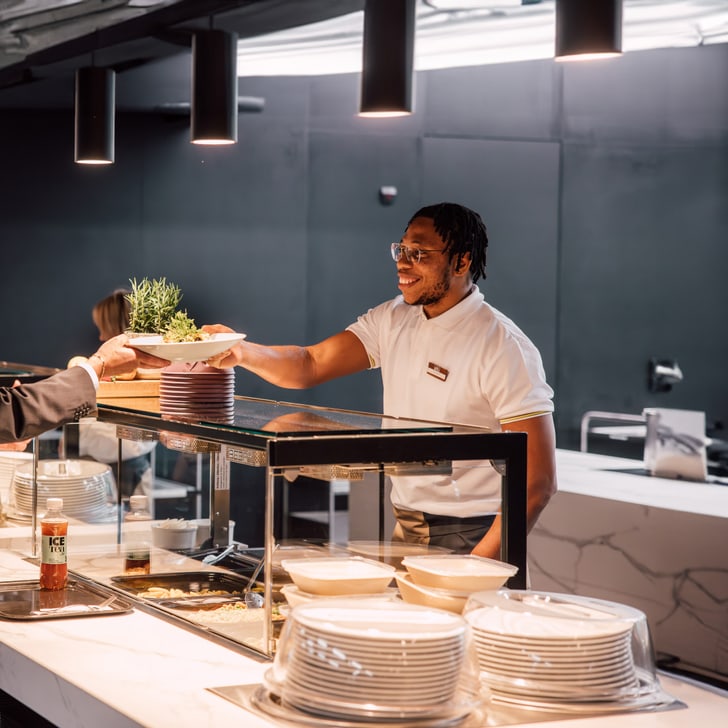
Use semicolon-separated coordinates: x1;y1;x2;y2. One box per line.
280;556;398;608
395;554;518;613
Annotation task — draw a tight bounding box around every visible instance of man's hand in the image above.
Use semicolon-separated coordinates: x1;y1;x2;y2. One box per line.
92;334;170;379
0;440;30;452
203;324;244;368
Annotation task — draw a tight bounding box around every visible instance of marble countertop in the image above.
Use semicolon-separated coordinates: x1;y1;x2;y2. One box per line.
0;548;726;728
1;453;727;726
555;449;728;518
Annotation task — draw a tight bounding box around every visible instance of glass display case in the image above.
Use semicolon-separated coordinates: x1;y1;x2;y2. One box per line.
62;395;528;658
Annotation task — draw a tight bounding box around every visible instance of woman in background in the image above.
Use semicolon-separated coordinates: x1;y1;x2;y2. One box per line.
77;288;158;501
92;289;131;342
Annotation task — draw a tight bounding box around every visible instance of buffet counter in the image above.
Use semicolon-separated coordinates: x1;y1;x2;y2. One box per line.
530;449;728;684
0;543;727;727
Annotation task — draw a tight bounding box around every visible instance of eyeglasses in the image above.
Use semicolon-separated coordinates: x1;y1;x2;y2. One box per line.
390;242;443;264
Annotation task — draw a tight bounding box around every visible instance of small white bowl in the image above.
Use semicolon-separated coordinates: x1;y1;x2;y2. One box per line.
151;522;198;550
401;554;518;592
280;557;396;596
395;572;471;614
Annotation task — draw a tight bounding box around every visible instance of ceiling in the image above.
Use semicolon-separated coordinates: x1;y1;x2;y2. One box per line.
0;1;726;111
0;0;363;108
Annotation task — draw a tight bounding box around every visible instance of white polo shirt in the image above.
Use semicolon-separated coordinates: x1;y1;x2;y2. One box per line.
347;286;554;517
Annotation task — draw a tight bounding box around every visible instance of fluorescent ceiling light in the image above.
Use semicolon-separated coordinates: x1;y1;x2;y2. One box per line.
236;0;728;76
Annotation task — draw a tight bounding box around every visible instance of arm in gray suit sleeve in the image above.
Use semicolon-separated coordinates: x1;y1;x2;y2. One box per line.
0;367;97;444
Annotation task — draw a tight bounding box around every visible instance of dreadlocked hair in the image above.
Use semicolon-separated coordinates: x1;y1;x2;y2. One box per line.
407;202;488;283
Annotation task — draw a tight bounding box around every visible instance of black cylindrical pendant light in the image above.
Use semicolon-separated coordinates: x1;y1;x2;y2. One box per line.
74;67;115;164
359;0;415;117
555;0;622;61
191;29;238;145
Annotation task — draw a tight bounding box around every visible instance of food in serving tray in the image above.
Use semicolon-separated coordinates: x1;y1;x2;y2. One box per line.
137;586;238;599
185;601;285;625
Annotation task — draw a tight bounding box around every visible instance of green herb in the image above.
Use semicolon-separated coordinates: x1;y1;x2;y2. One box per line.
163;310;209;343
126;277;182;335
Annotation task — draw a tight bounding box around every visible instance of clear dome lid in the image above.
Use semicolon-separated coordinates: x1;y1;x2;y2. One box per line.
266;597;485;724
462;589;674;714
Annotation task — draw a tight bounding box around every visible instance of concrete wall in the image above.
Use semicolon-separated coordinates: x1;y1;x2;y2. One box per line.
0;43;726;446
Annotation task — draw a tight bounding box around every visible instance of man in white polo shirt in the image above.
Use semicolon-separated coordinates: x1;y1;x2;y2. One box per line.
206;202;556;559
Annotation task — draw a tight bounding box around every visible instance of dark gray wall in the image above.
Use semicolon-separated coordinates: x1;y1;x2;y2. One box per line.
1;43;726;446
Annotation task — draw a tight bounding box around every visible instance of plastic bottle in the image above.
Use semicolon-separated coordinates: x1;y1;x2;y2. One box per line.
40;497;68;590
123;494;152;574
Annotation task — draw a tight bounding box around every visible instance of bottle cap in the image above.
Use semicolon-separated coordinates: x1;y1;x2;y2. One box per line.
129;495;149;510
47;497;63;509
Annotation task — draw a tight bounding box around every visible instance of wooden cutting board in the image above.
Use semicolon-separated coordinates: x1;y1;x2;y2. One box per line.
97;378;160;399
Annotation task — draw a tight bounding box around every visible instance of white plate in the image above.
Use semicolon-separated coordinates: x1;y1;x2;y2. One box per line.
466;606;633;640
291;599;467;641
130;332;245;362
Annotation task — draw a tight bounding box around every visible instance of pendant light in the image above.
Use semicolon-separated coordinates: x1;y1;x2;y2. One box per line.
74;66;115;164
191;29;238;145
555;0;622;61
359;0;415;117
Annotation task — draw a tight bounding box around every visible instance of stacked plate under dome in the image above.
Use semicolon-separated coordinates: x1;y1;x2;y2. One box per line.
159;362;235;423
463;590;672;714
261;598;483;725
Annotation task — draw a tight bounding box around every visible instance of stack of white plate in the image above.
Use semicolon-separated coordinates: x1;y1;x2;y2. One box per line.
0;451;34;495
266;598;482;723
160;362;234;423
11;459;116;523
464;590;667;713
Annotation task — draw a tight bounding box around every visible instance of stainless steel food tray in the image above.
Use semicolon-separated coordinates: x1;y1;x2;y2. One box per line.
0;578;134;620
110;571;251;604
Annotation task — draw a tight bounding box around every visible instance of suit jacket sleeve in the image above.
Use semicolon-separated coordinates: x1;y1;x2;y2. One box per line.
0;367;97;444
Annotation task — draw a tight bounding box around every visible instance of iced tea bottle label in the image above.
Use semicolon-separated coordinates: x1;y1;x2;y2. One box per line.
41;534;67;564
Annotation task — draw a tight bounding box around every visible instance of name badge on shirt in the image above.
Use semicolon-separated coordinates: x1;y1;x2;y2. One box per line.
427;362;449;382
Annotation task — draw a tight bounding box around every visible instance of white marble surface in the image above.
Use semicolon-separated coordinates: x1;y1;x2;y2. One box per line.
0;461;728;728
0;549;726;726
552;449;728;517
530;450;728;682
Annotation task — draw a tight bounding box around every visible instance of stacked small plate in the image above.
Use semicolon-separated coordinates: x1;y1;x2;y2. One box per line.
159;362;235;423
464;590;667;713
265;598;482;724
11;459;116;523
0;451;33;494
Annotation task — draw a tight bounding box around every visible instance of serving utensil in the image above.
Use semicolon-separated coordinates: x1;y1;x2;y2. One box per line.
201;543;237;565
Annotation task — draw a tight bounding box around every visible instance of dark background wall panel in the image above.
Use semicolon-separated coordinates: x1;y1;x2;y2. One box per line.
303;129;422;411
420;136;560;383
561;45;728;144
423;61;559;141
558;141;728;435
0;43;726;445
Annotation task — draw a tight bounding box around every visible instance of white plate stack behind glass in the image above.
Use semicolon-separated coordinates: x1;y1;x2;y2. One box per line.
10;459;116;523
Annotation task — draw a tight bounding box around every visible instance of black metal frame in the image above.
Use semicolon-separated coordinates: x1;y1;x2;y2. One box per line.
97;396;529;589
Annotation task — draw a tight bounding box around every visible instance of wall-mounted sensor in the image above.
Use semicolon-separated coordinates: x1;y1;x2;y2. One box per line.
379;186;398;205
648;358;683;393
